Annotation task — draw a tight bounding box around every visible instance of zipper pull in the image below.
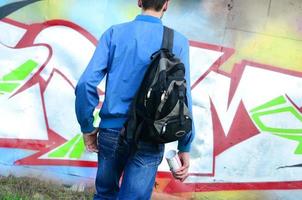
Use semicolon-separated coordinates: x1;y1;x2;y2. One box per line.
161;90;166;101
162;123;167;134
147;88;152;98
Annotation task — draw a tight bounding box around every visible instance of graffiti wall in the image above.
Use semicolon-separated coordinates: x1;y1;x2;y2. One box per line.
0;0;302;199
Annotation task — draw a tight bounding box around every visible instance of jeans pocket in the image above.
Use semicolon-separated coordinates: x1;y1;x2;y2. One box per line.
116;133;129;156
134;142;164;167
98;128;121;159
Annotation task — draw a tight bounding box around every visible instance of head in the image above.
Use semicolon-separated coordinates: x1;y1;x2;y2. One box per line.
138;0;170;18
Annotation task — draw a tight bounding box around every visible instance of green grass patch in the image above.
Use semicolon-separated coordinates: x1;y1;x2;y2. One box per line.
0;175;94;200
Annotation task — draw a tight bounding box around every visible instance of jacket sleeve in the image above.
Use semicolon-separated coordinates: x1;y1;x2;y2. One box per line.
177;38;195;152
75;28;112;133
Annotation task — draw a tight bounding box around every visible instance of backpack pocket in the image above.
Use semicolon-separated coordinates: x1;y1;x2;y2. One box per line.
152;100;192;143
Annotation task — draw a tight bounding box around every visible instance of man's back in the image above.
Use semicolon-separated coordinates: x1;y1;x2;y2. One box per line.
75;14;191;135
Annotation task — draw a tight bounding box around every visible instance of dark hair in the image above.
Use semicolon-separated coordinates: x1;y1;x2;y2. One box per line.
142;0;168;11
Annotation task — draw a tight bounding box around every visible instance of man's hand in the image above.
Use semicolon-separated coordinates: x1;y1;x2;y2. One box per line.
173;152;190;182
83;128;99;153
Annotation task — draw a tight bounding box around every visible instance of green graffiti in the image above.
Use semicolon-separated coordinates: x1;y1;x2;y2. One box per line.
0;59;38;94
93;109;101;127
0;82;20;92
252;107;302;133
250;95;286;113
69;137;85;159
251;96;302;154
273;134;302;154
48;134;81;158
295;143;302;154
2;59;38;81
47;111;98;159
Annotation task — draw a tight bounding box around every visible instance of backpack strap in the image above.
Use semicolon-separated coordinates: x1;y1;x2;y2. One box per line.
161;26;174;52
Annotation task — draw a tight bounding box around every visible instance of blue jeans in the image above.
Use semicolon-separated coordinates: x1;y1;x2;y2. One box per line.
93;128;164;200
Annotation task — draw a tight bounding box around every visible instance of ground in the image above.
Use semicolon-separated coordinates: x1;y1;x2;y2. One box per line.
0;175;94;200
0;175;187;200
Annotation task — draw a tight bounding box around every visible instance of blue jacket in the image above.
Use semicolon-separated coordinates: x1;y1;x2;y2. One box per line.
75;15;194;152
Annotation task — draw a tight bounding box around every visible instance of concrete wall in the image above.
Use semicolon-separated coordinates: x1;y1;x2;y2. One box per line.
0;0;302;199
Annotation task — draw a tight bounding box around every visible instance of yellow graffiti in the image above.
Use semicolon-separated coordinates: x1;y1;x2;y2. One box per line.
221;21;302;73
194;190;271;200
122;5;140;21
7;0;69;22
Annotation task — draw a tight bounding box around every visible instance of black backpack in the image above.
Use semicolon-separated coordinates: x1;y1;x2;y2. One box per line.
124;26;192;144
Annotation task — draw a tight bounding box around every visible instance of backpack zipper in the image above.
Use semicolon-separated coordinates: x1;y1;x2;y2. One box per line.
147;88;152;98
144;88;153;106
161;116;190;135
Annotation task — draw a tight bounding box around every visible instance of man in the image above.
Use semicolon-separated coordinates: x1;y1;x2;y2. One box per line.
75;0;194;199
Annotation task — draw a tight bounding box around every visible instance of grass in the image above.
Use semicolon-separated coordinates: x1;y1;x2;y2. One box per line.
0;175;94;200
0;175;190;200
